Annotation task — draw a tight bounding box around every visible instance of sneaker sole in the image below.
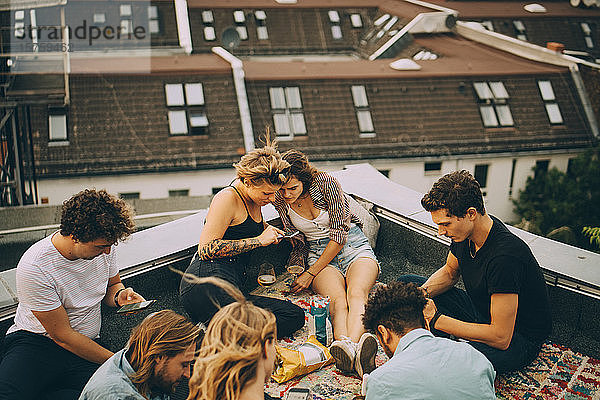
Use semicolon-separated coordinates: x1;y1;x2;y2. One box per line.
356;334;377;376
329;343;354;373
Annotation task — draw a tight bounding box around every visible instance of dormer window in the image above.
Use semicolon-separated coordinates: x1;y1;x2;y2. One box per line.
269;87;306;139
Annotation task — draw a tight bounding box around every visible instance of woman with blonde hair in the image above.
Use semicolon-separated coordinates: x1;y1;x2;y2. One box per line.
185;276;277;400
272;149;379;377
179;140;304;338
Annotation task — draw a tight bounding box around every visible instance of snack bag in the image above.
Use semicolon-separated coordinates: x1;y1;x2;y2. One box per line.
272;335;334;383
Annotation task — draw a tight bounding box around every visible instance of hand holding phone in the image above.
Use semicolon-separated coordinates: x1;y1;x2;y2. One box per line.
116;300;156;314
278;231;300;240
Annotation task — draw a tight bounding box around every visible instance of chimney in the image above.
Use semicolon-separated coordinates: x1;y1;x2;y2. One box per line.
546;42;565;53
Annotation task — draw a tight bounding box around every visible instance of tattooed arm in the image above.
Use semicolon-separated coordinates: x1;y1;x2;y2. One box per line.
197;188;284;259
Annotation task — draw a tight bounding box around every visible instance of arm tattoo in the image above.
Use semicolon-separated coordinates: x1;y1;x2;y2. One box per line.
199;238;262;260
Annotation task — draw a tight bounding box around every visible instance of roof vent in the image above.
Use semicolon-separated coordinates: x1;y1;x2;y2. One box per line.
389;58;422;70
547;42;565;52
524;4;547;12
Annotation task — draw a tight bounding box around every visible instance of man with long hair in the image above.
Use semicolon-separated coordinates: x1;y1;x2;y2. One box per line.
408;170;552;373
80;310;201;400
0;189;145;399
362;282;495;400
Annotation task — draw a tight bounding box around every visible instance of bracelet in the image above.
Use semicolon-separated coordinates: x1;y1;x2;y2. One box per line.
430;310;443;330
114;288;125;307
306;270;316;278
422;286;430;298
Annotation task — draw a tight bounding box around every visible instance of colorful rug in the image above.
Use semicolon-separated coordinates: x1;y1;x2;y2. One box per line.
252;274;600;400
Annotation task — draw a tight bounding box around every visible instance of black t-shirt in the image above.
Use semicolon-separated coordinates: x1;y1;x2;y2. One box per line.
450;215;552;342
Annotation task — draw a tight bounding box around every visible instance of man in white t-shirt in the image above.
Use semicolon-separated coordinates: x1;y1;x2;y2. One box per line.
0;189;145;400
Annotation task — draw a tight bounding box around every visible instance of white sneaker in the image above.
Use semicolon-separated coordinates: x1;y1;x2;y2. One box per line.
329;336;357;373
355;332;378;377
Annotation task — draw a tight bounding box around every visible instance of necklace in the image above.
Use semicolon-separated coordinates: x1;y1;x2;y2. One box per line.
294;194;309;208
469;240;476;259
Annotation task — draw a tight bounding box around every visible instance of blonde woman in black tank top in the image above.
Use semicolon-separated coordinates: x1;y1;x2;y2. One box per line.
179;142;305;339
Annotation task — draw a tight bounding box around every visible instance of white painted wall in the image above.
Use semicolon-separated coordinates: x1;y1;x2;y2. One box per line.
36;151;582;223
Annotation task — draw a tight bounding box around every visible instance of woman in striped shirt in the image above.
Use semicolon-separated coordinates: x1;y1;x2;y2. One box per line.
272;149;379;378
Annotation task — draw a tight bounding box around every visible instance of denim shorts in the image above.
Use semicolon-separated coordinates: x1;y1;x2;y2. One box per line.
307;225;378;276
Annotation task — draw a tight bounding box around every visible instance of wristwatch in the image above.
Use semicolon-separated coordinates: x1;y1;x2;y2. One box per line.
430;310;443;330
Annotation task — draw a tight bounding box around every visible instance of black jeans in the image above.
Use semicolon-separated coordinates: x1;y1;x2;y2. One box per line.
179;254;305;339
0;330;100;400
398;274;543;373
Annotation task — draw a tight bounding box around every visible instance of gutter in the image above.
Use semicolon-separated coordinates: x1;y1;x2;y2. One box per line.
456;21;600;139
212;47;255;153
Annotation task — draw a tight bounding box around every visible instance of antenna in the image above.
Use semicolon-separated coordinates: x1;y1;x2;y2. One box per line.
221;27;241;51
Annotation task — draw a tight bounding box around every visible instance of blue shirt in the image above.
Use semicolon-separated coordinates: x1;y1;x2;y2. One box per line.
365;329;496;400
78;349;170;400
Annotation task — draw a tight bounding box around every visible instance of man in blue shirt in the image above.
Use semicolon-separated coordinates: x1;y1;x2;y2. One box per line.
79;310;201;400
362;282;496;400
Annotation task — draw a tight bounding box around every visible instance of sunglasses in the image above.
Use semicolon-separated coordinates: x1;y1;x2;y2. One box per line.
261;167;291;184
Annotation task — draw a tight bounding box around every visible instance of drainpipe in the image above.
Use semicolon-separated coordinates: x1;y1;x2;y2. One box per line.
569;64;599;139
174;0;192;54
212;47;255;153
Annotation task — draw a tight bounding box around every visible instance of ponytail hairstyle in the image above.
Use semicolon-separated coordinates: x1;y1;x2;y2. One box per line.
233;133;290;187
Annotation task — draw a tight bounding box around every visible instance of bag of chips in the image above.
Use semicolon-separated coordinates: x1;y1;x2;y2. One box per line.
272;335;334;383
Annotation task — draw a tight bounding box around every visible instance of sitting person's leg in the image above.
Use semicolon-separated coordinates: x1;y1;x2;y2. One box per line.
247;295;304;339
469;332;542;373
311;266;349;340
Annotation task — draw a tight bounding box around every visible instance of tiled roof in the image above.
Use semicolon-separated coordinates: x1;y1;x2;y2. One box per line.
424;0;600;18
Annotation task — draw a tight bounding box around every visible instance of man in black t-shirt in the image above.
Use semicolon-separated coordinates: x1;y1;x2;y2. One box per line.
401;170;552;373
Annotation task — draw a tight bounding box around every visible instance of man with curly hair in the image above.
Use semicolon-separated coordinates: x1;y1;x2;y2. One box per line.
406;170;552;373
362;281;495;400
0;189;145;400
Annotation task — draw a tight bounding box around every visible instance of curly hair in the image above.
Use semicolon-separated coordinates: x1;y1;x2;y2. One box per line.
282;149;319;196
185;276;277;400
362;282;427;335
127;310;201;399
59;189;135;243
233;135;290;187
420;170;485;218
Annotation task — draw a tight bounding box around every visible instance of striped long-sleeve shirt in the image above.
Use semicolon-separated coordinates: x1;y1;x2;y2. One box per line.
272;171;362;268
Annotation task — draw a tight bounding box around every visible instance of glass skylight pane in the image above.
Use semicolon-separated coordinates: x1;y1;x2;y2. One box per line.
517;34;527;41
236;26;248;40
273;114;290;135
351;85;369;107
481;20;494;31
328;10;340;23
257;26;269;40
585;36;594;49
474;82;493;100
513;20;525;31
496;105;514;126
204;26;216;41
185;83;204;105
189;112;209;127
255;10;266;20
537;81;555;101
148;6;158;19
331;25;342;40
14;10;24;20
581;22;591;35
489;82;509;99
285;87;302;109
120;19;132;34
350;14;363;28
165;84;185;106
545;104;563;124
149;20;159;34
49;115;67;140
93;13;106;24
479;105;498;127
120;4;131;17
233;10;245;23
374;14;389;26
383;16;398;31
14;21;24;37
357;111;374;132
269;88;286;109
168;111;188;134
202;10;214;23
291;113;307;134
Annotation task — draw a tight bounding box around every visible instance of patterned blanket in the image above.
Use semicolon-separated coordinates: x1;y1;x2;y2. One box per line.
252;274;600;400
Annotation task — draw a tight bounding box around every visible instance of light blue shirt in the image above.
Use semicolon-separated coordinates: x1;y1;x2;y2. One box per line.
365;329;496;400
79;349;170;400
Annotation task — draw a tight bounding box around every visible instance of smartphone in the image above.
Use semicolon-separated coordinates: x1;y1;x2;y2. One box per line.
116;300;156;314
279;231;300;239
286;388;311;400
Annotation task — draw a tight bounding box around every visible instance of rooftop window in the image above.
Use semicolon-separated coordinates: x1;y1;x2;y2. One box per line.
14;10;24;38
120;4;132;35
581;23;594;49
255;10;268;40
473;81;514;128
350;14;363;28
513;20;527;41
148;6;160;34
48;107;68;144
351;85;375;137
269;87;306;140
165;83;209;136
328;10;342;40
201;10;215;41
424;161;442;175
538;80;563;124
93;13;106;24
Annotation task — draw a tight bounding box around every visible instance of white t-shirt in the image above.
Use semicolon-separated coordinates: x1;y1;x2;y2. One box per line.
7;232;118;339
288;207;331;241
